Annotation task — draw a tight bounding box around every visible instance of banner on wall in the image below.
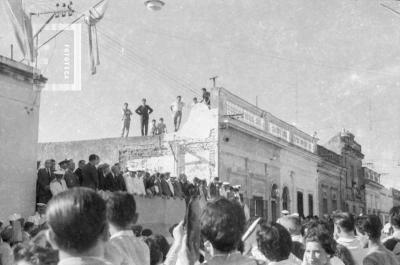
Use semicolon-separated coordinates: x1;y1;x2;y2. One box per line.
126;156;175;174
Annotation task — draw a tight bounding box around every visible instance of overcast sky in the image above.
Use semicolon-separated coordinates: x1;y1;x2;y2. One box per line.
1;0;399;187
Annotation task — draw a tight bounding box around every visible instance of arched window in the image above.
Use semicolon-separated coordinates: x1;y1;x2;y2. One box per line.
282;186;290;211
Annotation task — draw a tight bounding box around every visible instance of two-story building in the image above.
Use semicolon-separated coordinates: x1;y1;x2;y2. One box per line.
216;87;319;221
392;188;400;207
316;145;346;216
379;187;393;225
363;167;384;215
324;131;366;215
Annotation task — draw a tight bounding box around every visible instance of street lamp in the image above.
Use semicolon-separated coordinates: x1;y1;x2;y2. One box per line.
144;0;165;11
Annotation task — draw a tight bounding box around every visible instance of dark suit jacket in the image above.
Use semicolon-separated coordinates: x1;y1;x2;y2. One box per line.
64;170;80;188
103;173;127;192
36;168;53;203
97;168;106;190
81;163;99;190
135;105;153;119
160;178;172;197
74;168;83;185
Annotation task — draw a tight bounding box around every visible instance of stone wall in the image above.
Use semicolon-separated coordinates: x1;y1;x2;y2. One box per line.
0;56;46;221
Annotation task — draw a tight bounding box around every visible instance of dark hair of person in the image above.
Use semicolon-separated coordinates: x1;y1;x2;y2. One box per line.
390;206;400;228
150;234;170;262
106;192;136;229
144;237;163;265
124;102;128;105
24;222;35;232
142;229;153;237
292;241;305;260
1;226;12;243
78;160;85;164
357;214;382;241
384;238;400;251
256;222;292;261
333;212;355;232
88;154;98;162
200;197;246;252
132;225;143;237
46;188;107;254
336;243;355;265
305;226;336;256
14;243;59;265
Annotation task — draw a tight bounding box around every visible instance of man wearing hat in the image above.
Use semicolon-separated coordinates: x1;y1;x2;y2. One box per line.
58;159;69;172
209;177;221;198
220;182;230;198
36;159;54;204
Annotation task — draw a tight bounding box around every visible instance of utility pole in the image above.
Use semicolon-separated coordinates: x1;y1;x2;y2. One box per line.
210;76;218;88
256;95;258;107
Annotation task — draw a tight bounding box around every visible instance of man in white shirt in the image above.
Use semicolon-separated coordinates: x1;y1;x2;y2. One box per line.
50;171;68;196
333;212;367;265
105;192;150;265
170;95;185;132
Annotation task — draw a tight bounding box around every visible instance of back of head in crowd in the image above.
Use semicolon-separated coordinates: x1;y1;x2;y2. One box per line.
357;215;382;242
106;192;137;230
333;212;355;235
200;197;246;253
304;226;337;265
390;206;400;230
46;188;107;255
144;237;163;265
256;222;292;262
149;234;170;262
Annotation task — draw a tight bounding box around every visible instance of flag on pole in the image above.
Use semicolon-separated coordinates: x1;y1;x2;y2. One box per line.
4;0;35;62
85;0;108;74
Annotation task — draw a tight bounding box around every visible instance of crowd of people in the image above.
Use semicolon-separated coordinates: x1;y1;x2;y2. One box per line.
120;87;211;137
3;187;400;265
4;152;396;265
36;154;241;205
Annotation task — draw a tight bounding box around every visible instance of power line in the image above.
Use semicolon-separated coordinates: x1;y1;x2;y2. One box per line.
96;27;200;96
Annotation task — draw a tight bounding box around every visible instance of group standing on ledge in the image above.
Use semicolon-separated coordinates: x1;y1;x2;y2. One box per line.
120;87;212;138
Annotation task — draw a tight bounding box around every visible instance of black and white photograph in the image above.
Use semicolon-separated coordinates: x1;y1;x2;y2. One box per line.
1;0;400;264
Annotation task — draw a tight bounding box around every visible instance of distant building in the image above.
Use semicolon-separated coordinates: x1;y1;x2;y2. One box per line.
363;167;383;215
379;187;393;225
392;188;400;207
317;145;346;216
217;88;319;221
0;55;46;221
325;130;365;215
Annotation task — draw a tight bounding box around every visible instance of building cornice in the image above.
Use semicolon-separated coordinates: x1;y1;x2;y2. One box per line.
222;120;320;162
0;56;47;85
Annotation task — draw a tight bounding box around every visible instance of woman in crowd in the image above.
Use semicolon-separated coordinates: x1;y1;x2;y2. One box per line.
358;215;399;265
303;226;338;265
